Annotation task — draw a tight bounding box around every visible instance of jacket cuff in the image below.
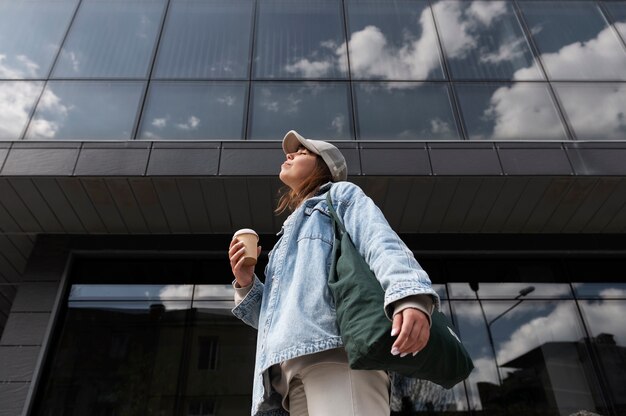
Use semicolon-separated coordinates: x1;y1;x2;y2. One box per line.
233;280;254;306
391;295;434;327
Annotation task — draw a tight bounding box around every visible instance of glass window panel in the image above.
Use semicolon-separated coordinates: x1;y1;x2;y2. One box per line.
452;299;607;414
154;0;253;79
346;0;444;80
573;283;626;299
390;301;469;414
433;1;542;80
0;0;78;79
578;299;626;414
52;0;166;78
69;284;194;301
254;0;347;80
194;285;236;301
455;82;568;140
553;83;626;140
518;2;626;80
433;284;448;300
248;81;352;140
0;81;44;140
354;82;460;140
448;282;573;299
137;81;247;140
24;81;144;140
604;2;626;42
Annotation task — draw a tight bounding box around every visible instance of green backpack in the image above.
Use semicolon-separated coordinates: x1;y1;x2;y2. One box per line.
326;192;474;389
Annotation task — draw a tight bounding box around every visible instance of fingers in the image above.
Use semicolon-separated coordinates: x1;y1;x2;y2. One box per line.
391;309;430;357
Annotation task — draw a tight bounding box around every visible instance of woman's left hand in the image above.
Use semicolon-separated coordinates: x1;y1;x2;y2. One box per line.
390;308;430;357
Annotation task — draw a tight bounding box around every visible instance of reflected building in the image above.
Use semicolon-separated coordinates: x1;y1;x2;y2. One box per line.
1;0;626;415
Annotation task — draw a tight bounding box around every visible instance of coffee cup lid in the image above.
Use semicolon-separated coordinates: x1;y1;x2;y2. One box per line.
233;228;259;240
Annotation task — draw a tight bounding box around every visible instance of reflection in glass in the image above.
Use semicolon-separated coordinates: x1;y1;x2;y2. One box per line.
553;83;626;140
69;284;193;301
194;284;236;300
138;81;247;140
433;1;542;80
52;0;166;78
24;81;144;140
455;83;568;140
573;283;626;299
346;0;444;80
0;81;44;140
354;82;460;140
448;282;572;299
518;2;626;80
578;299;626;414
604;2;626;42
248;82;352;140
0;0;78;79
452;299;606;415
154;0;253;79
254;0;347;79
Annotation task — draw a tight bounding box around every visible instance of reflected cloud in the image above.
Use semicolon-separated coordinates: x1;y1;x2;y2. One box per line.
0;54;41;78
175;115;200;131
0;81;42;139
152;117;168;128
26;87;69;139
159;284;193;300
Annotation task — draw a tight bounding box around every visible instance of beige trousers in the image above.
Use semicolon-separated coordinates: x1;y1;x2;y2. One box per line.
286;361;391;416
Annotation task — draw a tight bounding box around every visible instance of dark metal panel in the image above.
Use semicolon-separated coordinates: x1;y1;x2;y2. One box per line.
0;346;40;381
460;177;506;233
497;145;573;176
584;178;626;232
566;143;626;175
603;194;626;233
0;144;8;173
10;283;58;313
440;178;482;233
32;178;85;233
176;179;211;233
482;177;529;233
0;252;21;284
152;178;190;233
105;178;149;234
200;179;231;234
57;178;107;233
246;177;275;234
0;382;29;415
542;178;597;233
337;143;361;177
400;178;434;232
223;178;252;232
523;178;573;233
563;178;622;233
5;234;36;261
220;143;284;175
0;313;50;346
80;178;127;233
74;148;150;176
128;178;170;233
419;178;459;233
147;146;220;176
270;177;287;231
362;177;389;210
1;148;79;176
429;143;502;176
0;179;41;233
503;178;554;233
0;235;27;276
0;201;20;233
8;179;63;233
360;144;430;176
382;178;413;231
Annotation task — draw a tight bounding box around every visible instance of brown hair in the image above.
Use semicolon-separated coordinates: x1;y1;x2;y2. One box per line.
275;154;333;215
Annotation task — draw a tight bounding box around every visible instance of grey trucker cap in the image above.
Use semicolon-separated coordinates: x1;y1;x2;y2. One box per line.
282;130;348;182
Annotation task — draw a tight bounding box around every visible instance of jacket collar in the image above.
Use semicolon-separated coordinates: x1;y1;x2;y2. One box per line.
276;182;334;236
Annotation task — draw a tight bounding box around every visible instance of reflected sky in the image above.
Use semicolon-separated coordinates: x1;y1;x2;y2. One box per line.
254;0;347;79
605;2;626;42
432;1;542;80
573;283;626;299
346;0;444;80
248;81;352;140
51;0;166;78
138;81;247;140
456;82;567;140
154;0;253;79
518;1;626;80
24;81;144;140
354;82;459;140
0;81;43;140
448;282;572;299
0;0;78;79
553;83;626;140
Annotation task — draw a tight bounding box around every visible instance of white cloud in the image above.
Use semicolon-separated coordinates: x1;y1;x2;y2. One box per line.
331;114;345;134
151;117;167;129
175;115;200;131
0;81;42;139
24;87;69;139
217;95;236;107
0;53;40;78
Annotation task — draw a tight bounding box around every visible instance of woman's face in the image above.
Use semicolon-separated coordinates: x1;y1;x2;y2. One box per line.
279;145;318;191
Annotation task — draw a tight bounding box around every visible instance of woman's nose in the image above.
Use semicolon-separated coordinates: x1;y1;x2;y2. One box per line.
286;153;294;160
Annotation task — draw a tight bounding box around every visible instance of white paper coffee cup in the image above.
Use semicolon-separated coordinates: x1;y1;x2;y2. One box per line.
233;228;259;266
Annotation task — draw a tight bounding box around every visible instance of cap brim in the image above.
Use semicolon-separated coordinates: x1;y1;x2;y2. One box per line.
282;130;320;156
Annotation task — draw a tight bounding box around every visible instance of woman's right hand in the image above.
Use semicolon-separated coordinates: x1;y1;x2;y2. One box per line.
229;238;261;288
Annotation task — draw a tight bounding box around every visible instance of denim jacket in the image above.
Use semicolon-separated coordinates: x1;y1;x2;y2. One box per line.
231;181;440;416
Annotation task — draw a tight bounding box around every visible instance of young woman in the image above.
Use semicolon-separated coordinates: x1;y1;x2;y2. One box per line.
228;130;440;416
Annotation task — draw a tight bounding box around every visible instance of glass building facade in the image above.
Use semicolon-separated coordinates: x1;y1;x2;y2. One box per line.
1;0;625;415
